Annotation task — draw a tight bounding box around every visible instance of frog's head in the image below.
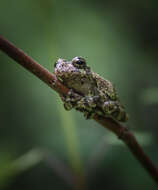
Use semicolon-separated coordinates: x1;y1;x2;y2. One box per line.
54;56;89;68
54;57;89;75
54;57;92;94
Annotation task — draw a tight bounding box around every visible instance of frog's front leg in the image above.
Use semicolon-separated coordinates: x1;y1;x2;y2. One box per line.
102;101;128;122
76;95;99;119
61;89;82;110
62;89;99;118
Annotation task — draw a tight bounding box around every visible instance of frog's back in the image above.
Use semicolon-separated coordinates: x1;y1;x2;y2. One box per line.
92;72;118;100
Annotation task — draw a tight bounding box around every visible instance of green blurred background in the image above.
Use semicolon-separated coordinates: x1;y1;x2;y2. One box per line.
0;0;158;189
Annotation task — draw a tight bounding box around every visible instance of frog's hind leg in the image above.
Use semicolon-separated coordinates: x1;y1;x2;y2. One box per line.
103;101;128;122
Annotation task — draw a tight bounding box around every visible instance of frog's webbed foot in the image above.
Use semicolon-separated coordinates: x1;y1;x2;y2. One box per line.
102;101;128;122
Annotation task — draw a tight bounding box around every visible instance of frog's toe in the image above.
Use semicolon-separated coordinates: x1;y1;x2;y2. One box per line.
83;111;95;119
64;102;73;110
114;111;129;122
103;101;117;114
93;96;100;103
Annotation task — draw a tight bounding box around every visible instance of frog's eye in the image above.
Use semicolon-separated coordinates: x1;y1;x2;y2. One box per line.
72;57;86;69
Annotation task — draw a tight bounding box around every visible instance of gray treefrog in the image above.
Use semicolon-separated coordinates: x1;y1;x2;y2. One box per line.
54;57;128;122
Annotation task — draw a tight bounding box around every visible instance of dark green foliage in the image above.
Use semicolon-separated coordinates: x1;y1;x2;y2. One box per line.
0;0;158;189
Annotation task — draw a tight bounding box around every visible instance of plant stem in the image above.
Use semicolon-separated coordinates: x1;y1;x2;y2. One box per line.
0;35;68;95
0;35;158;184
94;115;158;183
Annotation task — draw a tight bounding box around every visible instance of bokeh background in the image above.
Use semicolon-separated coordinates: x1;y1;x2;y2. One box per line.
0;0;158;189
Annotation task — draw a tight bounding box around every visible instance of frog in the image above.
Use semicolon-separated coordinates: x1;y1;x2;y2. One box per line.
54;56;128;122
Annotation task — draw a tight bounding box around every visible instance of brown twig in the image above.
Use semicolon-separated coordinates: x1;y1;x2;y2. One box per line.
94;115;158;182
0;35;68;96
0;35;158;184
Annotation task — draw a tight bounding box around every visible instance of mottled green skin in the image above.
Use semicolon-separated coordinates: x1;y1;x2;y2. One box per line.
54;57;128;122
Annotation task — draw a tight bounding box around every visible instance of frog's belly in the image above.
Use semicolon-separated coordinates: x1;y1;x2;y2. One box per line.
70;83;91;95
66;80;94;96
